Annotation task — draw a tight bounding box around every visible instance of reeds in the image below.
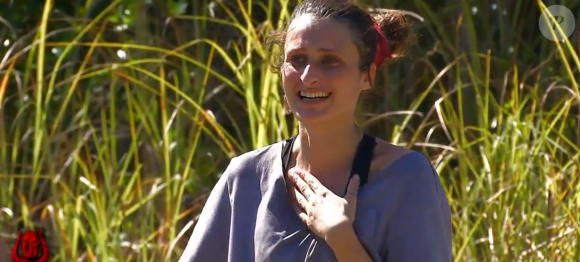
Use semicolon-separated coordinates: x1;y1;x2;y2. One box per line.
0;0;578;261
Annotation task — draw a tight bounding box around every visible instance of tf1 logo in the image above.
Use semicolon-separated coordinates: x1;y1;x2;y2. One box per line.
11;230;50;262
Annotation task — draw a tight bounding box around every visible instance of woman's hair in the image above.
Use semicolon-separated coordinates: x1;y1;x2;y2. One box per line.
265;0;416;123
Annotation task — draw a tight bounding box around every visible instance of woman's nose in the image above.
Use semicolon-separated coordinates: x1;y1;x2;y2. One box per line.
300;64;319;87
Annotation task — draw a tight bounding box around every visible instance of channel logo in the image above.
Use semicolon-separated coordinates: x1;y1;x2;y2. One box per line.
538;5;576;41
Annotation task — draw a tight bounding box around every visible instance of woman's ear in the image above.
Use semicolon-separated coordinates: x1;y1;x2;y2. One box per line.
362;64;377;91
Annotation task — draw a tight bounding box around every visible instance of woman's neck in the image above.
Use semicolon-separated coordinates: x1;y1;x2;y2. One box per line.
294;120;363;174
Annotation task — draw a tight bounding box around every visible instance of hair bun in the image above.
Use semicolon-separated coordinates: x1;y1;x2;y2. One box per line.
372;10;416;60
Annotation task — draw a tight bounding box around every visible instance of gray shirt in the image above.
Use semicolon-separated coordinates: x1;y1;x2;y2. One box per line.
179;140;452;262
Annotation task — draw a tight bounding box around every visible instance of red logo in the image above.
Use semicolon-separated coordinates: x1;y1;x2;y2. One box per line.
11;230;50;262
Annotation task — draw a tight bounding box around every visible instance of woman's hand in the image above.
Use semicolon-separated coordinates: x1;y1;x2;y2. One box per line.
287;168;360;244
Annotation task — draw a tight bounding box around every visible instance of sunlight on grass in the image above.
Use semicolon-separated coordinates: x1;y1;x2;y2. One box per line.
0;0;578;261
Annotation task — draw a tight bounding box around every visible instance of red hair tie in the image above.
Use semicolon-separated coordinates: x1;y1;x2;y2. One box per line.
373;23;392;68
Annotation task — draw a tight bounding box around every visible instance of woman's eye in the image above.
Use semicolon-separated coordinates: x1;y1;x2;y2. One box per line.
322;56;339;65
286;55;339;67
288;55;306;64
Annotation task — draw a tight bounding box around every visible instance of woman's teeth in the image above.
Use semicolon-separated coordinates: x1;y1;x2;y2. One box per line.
299;91;331;100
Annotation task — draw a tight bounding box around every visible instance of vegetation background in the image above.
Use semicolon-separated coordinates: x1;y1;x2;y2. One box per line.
0;0;578;261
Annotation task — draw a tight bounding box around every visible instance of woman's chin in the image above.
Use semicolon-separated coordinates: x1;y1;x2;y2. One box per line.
292;109;332;123
290;99;334;121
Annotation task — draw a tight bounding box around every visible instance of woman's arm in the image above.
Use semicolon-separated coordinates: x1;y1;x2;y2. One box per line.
178;157;239;262
327;226;374;262
385;156;453;262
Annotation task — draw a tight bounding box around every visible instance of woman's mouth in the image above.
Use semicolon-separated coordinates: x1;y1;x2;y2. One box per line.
298;91;332;100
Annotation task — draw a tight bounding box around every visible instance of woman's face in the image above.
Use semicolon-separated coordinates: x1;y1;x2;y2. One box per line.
281;14;372;124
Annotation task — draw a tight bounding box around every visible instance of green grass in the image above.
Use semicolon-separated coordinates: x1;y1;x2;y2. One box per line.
0;0;579;261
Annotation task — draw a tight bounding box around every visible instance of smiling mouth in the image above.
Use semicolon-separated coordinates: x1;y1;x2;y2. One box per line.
298;91;332;100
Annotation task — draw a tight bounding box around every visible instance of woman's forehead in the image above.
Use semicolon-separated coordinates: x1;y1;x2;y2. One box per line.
285;15;354;52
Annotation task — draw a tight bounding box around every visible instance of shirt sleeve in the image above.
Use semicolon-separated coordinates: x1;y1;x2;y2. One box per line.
385;153;452;262
178;157;240;262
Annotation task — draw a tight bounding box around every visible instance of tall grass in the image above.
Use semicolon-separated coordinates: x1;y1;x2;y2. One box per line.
0;0;578;261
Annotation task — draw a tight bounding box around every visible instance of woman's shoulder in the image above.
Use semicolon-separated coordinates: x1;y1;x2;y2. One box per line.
371;138;431;170
220;139;286;182
367;138;447;210
368;137;438;185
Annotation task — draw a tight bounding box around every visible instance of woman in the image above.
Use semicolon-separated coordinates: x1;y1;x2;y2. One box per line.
179;0;452;261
